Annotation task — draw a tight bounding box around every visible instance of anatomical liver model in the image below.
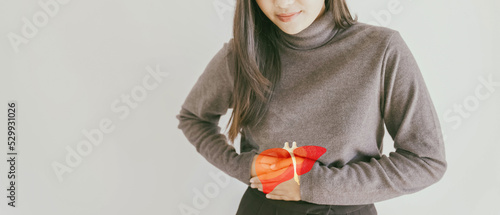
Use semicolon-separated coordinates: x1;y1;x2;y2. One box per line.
255;141;326;194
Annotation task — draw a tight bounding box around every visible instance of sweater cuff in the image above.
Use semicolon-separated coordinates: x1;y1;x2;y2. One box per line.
231;150;259;186
299;161;325;204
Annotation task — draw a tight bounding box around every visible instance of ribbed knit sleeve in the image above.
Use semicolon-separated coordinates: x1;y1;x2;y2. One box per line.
175;40;258;185
298;31;448;205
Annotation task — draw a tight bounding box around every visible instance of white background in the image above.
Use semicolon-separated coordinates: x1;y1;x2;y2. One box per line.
0;0;499;214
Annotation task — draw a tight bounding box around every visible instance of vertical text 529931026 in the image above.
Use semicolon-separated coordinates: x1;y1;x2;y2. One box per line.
7;102;18;207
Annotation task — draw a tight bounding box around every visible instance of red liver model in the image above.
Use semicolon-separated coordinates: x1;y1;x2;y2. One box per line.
255;141;327;194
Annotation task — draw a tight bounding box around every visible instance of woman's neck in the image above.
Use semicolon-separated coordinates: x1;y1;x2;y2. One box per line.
277;10;339;51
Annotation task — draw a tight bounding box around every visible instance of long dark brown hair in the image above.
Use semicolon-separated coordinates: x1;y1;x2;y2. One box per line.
225;0;358;144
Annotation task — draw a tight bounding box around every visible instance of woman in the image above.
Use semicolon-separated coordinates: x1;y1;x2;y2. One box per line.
176;0;447;214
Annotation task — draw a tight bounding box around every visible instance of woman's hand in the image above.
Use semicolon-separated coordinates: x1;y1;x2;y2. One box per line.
250;174;301;201
250;154;301;201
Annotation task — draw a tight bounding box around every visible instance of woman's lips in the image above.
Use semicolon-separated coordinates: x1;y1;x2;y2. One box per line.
277;11;301;22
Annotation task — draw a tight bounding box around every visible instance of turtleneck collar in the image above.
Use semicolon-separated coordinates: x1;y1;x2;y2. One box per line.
277;10;339;51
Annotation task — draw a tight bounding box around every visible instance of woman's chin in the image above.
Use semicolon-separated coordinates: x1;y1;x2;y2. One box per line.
276;25;305;35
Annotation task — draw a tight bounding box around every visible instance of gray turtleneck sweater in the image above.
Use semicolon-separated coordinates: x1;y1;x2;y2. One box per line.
176;10;447;206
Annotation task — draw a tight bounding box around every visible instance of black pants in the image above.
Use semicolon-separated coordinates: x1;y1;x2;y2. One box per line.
236;186;377;215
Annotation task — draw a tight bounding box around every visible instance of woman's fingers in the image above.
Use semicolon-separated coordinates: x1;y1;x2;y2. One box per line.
257;157;292;171
250;176;261;184
249;176;263;191
253;169;288;181
257;154;306;171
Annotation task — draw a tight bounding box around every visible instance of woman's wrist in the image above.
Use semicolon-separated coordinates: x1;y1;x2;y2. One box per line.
250;154;258;177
